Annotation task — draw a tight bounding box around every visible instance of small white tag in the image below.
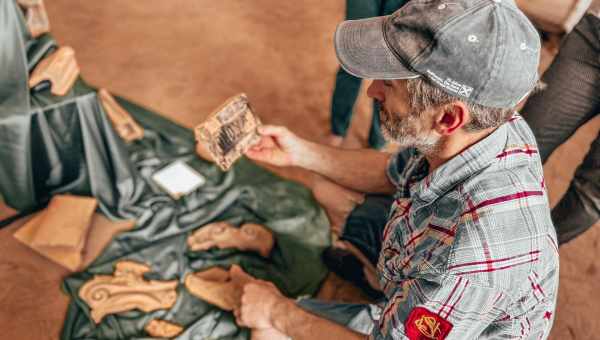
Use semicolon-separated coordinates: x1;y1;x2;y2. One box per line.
152;161;206;199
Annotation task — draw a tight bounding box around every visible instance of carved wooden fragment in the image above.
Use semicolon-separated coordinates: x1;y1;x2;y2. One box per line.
98;89;145;142
184;265;253;311
187;222;274;258
29;46;79;96
195;93;262;171
79;261;178;324
144;319;184;338
17;0;50;38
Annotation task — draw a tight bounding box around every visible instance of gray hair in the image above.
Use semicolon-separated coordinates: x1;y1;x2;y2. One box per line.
405;78;515;132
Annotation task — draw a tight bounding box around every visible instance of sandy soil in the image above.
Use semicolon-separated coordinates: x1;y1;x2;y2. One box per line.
3;0;599;338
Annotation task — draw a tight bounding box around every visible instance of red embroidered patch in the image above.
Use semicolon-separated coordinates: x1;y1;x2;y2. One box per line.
405;307;453;340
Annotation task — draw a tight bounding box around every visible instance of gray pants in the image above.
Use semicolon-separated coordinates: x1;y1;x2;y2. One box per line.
522;14;600;244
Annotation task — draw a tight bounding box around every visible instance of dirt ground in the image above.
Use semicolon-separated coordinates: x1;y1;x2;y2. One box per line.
3;0;599;339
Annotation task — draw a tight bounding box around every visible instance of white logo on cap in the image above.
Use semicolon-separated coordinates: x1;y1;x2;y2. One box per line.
426;69;474;98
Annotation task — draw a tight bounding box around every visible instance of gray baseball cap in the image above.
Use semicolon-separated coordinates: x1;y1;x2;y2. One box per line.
334;0;541;108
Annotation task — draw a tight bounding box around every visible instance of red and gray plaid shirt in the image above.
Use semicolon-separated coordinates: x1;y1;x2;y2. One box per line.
371;114;559;339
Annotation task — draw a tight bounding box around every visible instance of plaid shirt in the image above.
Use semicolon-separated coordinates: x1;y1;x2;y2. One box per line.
371;114;559;339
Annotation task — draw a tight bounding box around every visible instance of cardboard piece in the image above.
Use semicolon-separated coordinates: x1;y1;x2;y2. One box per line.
516;0;592;33
98;89;145;142
17;0;50;38
79;261;179;324
187;222;274;258
13;207;135;272
30;195;97;249
195;93;262;171
29;46;80;96
184;265;253;311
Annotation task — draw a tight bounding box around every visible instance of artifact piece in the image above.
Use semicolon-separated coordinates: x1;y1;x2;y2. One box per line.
184;265;253;311
30;195;97;249
195;93;262;171
98;89;145;142
144;319;184;338
17;0;50;38
14;210;134;272
187;222;274;258
29;46;80;96
79;260;178;324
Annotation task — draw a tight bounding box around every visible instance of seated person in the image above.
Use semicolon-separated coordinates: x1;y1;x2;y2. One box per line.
236;1;559;339
522;11;600;245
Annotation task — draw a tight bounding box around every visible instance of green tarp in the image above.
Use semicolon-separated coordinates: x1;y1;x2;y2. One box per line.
0;1;331;338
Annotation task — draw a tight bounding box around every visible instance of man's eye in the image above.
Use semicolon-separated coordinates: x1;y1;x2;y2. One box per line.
383;80;393;87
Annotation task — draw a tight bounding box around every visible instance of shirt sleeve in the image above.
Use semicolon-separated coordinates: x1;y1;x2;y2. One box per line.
385;148;415;191
370;274;507;340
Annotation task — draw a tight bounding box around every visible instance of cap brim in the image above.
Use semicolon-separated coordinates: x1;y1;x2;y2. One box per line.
334;16;419;80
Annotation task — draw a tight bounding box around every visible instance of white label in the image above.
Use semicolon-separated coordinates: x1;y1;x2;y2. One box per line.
426;69;473;98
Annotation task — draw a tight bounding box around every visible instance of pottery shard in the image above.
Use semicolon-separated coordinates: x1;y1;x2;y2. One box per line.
194;93;261;171
187;222;274;258
17;0;50;38
79;260;178;324
184;265;253;311
98;88;145;142
29;46;79;96
144;319;184;338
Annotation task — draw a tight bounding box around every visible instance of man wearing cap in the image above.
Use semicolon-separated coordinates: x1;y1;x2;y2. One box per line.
236;0;559;339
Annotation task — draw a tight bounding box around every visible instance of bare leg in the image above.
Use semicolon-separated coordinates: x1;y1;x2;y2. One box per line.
310;174;365;235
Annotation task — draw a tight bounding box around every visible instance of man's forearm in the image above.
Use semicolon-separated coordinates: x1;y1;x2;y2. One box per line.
271;298;367;340
297;141;395;194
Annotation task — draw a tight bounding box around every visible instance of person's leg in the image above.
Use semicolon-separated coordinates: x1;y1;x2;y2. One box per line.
553;132;600;244
521;14;600;162
329;0;381;144
322;194;393;299
297;299;379;335
521;14;600;243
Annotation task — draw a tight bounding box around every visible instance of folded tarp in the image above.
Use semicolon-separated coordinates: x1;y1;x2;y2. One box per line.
0;1;331;338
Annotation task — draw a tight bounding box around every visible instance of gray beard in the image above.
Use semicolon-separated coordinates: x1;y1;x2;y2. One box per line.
380;108;440;154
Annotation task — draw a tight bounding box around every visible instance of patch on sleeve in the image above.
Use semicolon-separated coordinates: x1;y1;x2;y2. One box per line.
405;307;453;340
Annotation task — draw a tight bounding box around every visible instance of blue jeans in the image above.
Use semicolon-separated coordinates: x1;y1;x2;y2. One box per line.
330;0;409;148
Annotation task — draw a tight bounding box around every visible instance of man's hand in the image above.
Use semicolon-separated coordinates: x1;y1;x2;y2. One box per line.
235;280;288;330
246;125;311;167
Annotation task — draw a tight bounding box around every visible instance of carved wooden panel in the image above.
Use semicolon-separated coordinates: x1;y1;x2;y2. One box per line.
98;89;145;142
184;265;252;311
195;93;262;171
29;46;79;96
187;222;274;258
79;261;178;323
144;319;184;338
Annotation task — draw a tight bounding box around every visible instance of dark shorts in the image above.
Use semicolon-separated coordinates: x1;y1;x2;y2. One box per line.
340;194;394;266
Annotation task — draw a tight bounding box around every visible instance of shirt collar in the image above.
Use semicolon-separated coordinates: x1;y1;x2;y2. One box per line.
409;122;509;203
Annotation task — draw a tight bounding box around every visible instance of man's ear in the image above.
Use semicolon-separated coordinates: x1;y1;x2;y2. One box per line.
433;101;470;135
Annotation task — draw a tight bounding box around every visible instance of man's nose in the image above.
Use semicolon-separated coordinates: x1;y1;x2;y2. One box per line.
367;80;385;102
